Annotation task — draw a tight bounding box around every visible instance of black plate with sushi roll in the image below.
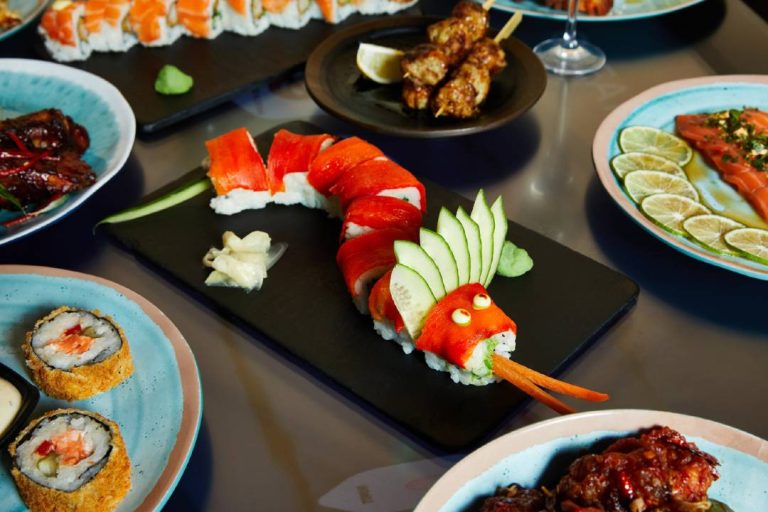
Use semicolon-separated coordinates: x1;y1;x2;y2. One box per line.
0;361;39;448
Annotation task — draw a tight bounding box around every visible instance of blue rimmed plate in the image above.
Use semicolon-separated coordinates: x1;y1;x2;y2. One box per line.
492;0;706;21
0;59;135;246
416;409;768;511
0;265;202;512
592;75;768;281
0;0;48;42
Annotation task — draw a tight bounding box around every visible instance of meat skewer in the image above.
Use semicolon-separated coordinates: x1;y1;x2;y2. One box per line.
432;12;521;118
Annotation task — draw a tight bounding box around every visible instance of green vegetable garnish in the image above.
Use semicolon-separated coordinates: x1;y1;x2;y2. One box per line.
496;241;533;278
154;65;194;95
0;184;24;212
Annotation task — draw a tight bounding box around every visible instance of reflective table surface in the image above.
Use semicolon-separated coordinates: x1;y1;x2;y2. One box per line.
1;0;767;509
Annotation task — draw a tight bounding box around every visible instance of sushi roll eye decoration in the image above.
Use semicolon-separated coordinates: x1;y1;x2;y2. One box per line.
8;409;131;512
23;306;134;401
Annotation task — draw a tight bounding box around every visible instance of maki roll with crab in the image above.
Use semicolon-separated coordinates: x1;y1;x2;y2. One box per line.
23;306;134;401
8;409;131;512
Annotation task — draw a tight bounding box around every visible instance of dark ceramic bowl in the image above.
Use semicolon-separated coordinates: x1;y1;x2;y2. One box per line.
0;361;39;447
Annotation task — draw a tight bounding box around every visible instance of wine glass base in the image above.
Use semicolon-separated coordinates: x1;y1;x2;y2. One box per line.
533;38;606;76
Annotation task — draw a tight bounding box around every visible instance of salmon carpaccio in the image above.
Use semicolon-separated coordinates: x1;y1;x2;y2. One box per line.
675;108;768;222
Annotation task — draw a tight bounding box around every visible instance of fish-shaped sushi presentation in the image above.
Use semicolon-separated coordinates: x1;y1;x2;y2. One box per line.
202;126;609;414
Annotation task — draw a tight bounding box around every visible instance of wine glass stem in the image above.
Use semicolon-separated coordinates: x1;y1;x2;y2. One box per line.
563;0;579;49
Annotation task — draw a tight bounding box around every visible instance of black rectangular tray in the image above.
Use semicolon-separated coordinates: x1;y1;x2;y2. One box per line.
101;121;638;451
36;10;418;134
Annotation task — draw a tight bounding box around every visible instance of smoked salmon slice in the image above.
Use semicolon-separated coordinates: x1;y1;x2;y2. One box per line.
676;108;768;221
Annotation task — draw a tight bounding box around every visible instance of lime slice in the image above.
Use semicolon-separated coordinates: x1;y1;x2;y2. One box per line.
682;214;744;255
624;170;699;204
723;228;768;265
640;193;711;236
618;126;693;166
610;152;686;180
356;43;404;84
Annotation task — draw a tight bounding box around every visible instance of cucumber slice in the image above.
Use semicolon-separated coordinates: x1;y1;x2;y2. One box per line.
419;228;459;293
394;240;446;300
470;190;495;285
98;178;212;225
487;197;508;286
437;208;470;285
390;263;437;338
456;206;482;283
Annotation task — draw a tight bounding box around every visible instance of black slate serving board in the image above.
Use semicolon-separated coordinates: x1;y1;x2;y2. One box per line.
101;121;639;451
37;10;417;134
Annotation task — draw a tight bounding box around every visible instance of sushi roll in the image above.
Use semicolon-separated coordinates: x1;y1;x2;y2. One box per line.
357;0;416;14
314;0;357;23
328;157;427;213
266;129;336;210
176;0;223;38
262;0;318;29
368;270;414;354
83;0;137;52
8;409;131;512
38;1;92;62
23;307;134;401
207;127;272;215
306;136;385;197
336;227;417;313
340;195;422;241
128;0;182;46
220;0;269;36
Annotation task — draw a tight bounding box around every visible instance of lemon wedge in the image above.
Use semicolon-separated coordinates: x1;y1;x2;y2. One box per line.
356;43;404;85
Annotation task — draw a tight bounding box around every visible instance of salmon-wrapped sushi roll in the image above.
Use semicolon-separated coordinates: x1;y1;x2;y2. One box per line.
307;137;385;196
329;157;427;213
128;0;182;46
206;127;272;215
39;1;92;62
266;129;336;210
262;0;318;28
337;228;417;313
83;0;136;52
340;195;422;241
220;0;269;36
8;409;131;512
176;0;223;38
369;270;413;353
23;306;134;401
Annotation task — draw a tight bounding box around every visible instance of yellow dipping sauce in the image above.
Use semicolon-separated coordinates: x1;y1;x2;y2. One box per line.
0;377;22;437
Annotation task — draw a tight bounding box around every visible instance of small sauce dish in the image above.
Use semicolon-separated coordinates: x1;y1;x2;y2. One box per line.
0;361;39;447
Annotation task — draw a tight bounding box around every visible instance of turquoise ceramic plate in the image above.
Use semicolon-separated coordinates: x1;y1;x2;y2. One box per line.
416;409;768;511
0;265;202;512
593;75;768;280
0;0;48;42
492;0;705;21
0;59;135;246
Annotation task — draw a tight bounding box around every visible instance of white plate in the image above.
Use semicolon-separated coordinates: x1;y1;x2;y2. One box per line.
592;75;768;281
0;58;135;246
492;0;706;21
416;409;768;511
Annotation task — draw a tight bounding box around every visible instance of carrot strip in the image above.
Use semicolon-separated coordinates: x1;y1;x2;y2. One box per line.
493;355;609;402
491;355;575;414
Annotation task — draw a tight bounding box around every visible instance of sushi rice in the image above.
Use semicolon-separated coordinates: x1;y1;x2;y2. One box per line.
424;331;516;386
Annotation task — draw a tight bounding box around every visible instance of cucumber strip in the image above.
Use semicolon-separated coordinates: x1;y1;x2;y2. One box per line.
486;196;508;287
394;240;446;301
470;190;495;286
98;178;211;225
419;228;459;293
437;208;470;285
390;263;437;339
456;206;482;284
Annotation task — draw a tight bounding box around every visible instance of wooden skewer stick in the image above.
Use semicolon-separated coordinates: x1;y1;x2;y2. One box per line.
482;0;497;10
494;11;523;43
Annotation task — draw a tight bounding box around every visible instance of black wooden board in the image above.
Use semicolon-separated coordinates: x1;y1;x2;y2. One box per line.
36;10;418;134
101;121;639;451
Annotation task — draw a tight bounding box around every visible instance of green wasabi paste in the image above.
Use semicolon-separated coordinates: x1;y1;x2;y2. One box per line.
496;241;534;278
154;65;194;95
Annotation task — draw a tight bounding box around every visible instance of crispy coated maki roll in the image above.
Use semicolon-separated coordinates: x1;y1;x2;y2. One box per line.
8;409;131;512
23;306;134;401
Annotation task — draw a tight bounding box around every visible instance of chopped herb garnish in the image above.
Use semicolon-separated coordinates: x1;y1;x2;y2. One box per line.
722;154;736;163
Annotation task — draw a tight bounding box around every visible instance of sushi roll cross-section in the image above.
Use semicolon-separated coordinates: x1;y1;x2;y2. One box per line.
8;409;131;512
23;306;134;401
